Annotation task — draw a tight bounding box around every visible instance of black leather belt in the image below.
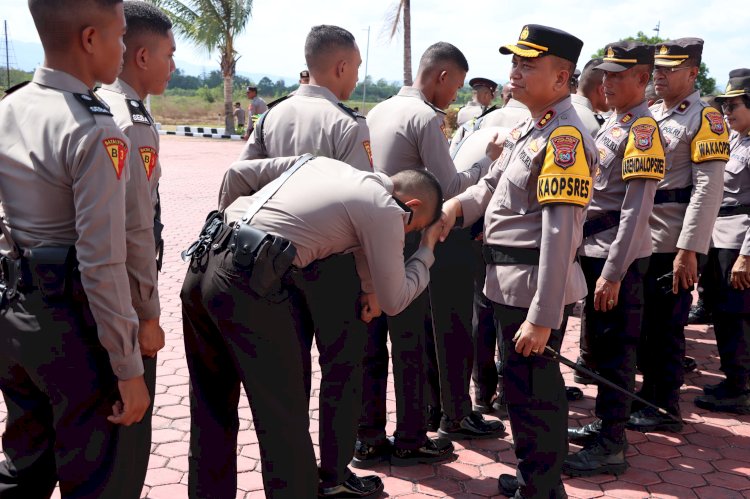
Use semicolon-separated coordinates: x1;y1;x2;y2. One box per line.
654;186;692;205
718;205;750;217
583;210;621;239
482;245;540;266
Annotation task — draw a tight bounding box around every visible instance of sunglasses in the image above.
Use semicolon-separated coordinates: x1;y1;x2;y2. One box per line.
721;102;744;113
394;198;414;225
652;66;692;75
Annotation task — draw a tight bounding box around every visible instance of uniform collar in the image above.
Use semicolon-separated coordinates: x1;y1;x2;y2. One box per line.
504;98;528;110
570;93;593;111
101;78;142;101
657;90;701;116
294;84;341;104
614;100;649;124
533;95;573;130
398;86;429;101
32;67;91;94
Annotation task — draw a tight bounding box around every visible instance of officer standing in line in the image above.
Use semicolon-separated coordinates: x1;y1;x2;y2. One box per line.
441;24;597;498
95;2;173;495
564;42;665;477
693;71;750;415
572;58;608;136
0;1;150;496
181;155;444;498
239;25;372;172
457;77;499;127
234;24;381;494
689;67;750;326
629;38;728;432
451;77;500;153
242;85;268;138
354;42;503;470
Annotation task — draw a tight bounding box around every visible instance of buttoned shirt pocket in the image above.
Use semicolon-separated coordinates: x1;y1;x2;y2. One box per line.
498;162;531;214
724;155;749;194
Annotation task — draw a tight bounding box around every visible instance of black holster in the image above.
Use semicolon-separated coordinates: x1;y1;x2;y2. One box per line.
230;223;297;297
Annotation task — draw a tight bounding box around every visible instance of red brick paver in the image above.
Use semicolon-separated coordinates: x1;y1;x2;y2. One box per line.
1;135;748;498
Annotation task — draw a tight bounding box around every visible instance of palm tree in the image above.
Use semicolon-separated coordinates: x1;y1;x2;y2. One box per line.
385;0;412;86
149;0;253;134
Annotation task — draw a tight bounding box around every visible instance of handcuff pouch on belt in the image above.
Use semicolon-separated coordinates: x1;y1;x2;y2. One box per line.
230;222;296;297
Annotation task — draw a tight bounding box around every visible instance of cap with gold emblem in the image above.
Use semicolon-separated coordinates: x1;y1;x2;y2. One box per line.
469;77;498;93
596;41;655;72
716;71;750;101
729;68;750;79
499;24;584;65
300;70;310;79
653;37;703;68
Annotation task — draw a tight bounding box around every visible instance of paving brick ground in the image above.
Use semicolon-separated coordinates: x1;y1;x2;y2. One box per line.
1;135;748;498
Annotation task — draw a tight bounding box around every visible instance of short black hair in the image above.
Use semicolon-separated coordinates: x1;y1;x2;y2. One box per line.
579;59;604;96
123;1;172;42
304;25;357;72
418;42;469;74
391;169;444;226
29;0;122;50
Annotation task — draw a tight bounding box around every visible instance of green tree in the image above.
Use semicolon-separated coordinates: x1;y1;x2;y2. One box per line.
594;31;717;95
150;0;253;134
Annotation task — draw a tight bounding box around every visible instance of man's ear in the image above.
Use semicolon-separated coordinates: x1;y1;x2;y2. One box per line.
136;46;149;70
404;198;423;209
81;25;96;54
336;59;347;78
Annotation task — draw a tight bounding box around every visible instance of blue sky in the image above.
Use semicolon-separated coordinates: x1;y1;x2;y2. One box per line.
2;0;747;87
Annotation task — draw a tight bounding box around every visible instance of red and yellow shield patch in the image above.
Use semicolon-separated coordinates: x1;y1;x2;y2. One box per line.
103;138;128;179
550;134;580;169
139;146;158;180
631;123;655;151
362;140;373;169
705;111;725;135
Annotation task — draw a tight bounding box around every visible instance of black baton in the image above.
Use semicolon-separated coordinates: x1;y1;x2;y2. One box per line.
542;346;682;423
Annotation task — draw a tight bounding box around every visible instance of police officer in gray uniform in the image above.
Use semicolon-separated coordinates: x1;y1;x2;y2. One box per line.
239;25;372;172
355;42;502;469
0;1;150;496
181;155;444;498
564;41;665;477
451;78;499;153
629;38;728;432
442;24;597;498
693;72;750;415
235;25;381;494
571;58;607;137
95;2;173;496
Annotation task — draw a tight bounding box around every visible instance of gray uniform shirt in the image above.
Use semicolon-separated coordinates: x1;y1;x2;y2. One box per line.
456;96;598;329
571;93;602;138
0;68;142;379
712;131;750;255
219;156;433;316
97;79;161;320
580;101;664;281
238;84;372;172
650;91;727;254
249;95;268;116
367;86;485;198
480;99;530;129
452;126;510;173
457;101;482;127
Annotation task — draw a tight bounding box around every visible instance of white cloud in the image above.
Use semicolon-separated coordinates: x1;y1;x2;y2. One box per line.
2;0;747;87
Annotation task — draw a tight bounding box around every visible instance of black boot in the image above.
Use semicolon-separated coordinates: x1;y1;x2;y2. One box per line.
687;301;713;325
350;438;392;469
562;435;627;477
497;474;567;498
568;419;602;445
318;474;384;498
572;357;596;385
627;406;683;433
390;437;454;466
438;411;505;440
695;382;750;415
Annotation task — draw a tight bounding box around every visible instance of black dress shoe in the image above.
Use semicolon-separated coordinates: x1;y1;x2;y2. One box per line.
318;474;384;498
687;302;712;325
695;384;750;415
683;356;697;373
626;407;683;433
498;474;518;497
703;379;732;395
562;437;627;477
568;419;602;445
438;411;505;440
566;386;583;401
390;437;454;466
350;439;391;469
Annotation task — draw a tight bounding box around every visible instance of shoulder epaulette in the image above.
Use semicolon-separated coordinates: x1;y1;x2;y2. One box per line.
266;94;291;110
337;102;365;120
478;105;498;120
73;91;112;116
126;98;153;126
676;100;691;113
423;100;447;116
2;80;30;99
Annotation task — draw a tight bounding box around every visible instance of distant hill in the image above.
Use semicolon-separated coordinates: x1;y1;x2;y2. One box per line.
7;39;298;86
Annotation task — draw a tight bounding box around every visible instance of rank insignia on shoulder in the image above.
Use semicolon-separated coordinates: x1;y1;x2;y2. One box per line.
127;98;153;125
103;138;128;179
620;113;633;124
139;146;158;180
677;100;690;112
538;126;592;207
75;92;112;116
535;109;556;128
338;102;365;119
691;107;730;163
622;117;665;182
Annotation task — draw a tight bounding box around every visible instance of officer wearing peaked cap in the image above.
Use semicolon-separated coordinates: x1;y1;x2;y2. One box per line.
442;24;598;498
564;41;665;477
456;77;499;128
693;72;750;415
629;38;728;433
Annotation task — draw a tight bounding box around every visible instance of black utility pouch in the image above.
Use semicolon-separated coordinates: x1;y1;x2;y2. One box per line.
230;223;296;297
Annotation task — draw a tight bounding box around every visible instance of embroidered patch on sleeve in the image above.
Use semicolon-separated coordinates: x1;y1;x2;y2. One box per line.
362;140;373;169
139;146;158;180
622;116;666;181
691;107;730;163
103;138;128;179
538;126;592;206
